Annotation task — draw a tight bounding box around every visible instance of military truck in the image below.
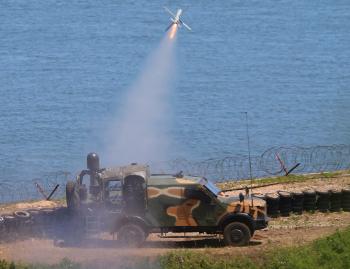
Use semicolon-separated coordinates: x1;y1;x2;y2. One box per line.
66;153;268;247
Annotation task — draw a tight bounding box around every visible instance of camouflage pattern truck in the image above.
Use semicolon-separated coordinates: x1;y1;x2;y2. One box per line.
66;153;268;247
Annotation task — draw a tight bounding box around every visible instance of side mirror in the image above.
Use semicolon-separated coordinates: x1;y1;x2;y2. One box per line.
239;192;244;202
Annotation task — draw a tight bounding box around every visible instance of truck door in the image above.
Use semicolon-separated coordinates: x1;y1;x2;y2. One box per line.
183;187;218;226
123;175;146;215
104;179;123;212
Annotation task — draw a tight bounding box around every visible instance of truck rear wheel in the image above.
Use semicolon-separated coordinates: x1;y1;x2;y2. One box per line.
223;222;251;246
118;223;146;248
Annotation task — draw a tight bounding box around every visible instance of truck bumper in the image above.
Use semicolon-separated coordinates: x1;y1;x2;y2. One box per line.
254;218;269;230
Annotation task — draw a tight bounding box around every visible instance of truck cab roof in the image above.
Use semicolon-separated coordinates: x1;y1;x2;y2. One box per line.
148;174;203;186
98;163;204;187
99;164;150;182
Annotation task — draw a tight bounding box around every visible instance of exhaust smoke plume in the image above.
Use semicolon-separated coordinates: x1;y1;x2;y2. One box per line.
169;24;178;39
103;30;178;166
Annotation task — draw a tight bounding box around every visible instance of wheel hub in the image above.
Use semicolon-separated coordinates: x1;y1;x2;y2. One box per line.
230;228;244;243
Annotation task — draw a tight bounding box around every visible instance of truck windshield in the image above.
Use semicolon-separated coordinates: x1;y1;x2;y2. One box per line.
203;180;221;196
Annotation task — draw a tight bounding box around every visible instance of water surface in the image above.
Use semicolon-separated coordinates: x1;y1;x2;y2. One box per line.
0;0;349;182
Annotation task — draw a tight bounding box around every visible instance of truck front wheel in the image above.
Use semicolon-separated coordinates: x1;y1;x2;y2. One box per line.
223;222;251;246
118;223;146;247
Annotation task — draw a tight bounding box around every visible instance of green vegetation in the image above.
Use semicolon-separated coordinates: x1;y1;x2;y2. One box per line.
252;174;308;184
1;227;350;269
319;171;343;178
0;259;80;269
218;174;307;191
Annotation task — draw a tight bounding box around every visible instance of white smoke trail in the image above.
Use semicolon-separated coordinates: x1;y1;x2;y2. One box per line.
103;32;177;166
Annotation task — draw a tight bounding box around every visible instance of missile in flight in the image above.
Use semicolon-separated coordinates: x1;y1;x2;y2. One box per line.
164;7;192;32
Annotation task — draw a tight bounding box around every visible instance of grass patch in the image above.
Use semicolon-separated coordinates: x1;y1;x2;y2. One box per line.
217;174;308;191
319;171;343;178
263;228;350;269
217;170;350;191
159;251;257;269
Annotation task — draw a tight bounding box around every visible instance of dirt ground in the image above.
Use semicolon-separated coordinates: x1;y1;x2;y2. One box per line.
1;211;349;266
0;200;65;215
1;174;350;266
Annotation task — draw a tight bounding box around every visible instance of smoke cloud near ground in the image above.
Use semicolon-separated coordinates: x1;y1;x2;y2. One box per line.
103;30;177;166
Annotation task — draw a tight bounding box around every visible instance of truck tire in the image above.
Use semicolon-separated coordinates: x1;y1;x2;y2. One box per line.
316;190;330;212
291;191;304;214
303;190;316;211
0;216;5;235
223;222;251;247
265;193;280;218
329;190;342;212
118;223;146;247
252;193;266;200
278;191;292;217
3;215;16;232
342;188;350;212
14;211;30;219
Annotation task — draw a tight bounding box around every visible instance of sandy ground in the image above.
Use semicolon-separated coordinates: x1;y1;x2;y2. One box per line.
1;174;350;267
0;200;65;215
